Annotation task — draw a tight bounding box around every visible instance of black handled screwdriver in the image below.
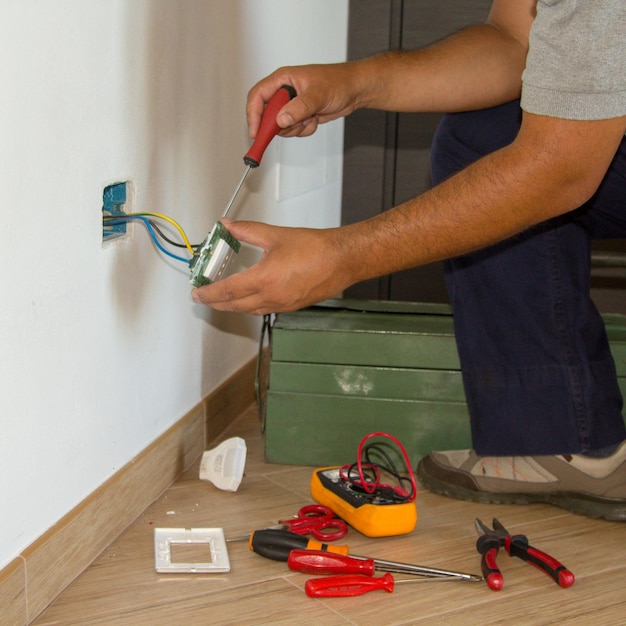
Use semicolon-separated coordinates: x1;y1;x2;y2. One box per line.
244;529;349;561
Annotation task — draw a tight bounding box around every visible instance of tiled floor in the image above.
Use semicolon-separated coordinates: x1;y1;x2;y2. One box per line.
34;405;626;625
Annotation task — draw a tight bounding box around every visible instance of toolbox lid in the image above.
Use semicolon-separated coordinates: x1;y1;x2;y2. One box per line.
312;298;452;315
273;299;455;336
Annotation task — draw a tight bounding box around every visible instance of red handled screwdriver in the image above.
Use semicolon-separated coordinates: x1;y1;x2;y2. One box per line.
306;573;395;597
222;85;296;218
305;573;464;598
288;548;483;581
239;531;482;582
289;549;377;576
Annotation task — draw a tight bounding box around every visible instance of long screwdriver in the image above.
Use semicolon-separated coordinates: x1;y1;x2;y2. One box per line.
288;549;482;582
222;85;296;219
243;530;481;581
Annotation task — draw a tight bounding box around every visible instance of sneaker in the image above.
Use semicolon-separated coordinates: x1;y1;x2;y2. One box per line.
417;442;626;521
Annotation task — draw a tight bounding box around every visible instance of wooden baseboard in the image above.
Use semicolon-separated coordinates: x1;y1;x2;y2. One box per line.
203;356;258;446
0;557;26;626
0;357;257;625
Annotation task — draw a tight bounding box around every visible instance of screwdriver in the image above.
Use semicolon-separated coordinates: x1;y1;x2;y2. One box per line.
222;84;296;219
245;529;349;561
288;549;483;582
189;85;297;287
305;573;467;598
241;530;482;582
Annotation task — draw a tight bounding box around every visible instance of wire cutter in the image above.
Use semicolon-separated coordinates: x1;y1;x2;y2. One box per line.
475;518;575;591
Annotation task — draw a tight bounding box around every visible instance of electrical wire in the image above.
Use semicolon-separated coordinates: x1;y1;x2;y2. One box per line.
363;443;416;501
140;217;190;264
103;212;196;255
339;432;417;503
148;219;201;249
357;432;417;501
104;216;190;264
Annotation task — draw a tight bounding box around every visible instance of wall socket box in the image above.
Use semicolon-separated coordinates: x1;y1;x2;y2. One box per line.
102;182;129;242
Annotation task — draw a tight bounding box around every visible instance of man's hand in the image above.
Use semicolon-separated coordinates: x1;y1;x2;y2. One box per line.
246;0;537;141
246;63;366;140
191;220;350;315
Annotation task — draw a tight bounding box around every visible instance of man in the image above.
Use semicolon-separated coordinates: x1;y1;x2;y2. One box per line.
192;1;626;520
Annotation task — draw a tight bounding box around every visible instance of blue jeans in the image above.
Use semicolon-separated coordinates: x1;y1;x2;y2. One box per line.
430;100;626;455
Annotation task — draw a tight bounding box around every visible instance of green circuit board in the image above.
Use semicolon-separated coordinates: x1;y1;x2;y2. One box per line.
189;221;241;287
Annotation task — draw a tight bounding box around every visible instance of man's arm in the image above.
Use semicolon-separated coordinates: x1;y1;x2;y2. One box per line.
353;0;536;114
192;1;626;315
193;113;625;315
340;114;626;284
247;0;536;138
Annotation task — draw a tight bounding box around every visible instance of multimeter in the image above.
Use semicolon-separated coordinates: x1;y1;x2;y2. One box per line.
310;466;417;538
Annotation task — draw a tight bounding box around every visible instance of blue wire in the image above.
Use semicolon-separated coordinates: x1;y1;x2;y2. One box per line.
105;216;190;265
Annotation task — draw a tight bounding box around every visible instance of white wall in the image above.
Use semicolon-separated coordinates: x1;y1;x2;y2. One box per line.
0;0;347;569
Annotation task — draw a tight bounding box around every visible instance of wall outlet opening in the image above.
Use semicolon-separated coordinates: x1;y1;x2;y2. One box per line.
102;181;130;242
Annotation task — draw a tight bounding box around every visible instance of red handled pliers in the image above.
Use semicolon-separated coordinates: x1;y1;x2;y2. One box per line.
475;518;575;591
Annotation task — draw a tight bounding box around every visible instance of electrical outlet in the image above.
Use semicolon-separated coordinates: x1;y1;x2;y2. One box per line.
189;221;241;287
102;182;129;241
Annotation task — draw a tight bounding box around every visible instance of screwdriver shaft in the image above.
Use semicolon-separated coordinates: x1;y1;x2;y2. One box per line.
359;555;482;581
375;565;472;579
222;165;251;219
219;85;295;221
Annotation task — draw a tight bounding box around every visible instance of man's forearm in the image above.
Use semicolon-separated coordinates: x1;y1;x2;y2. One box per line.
340;150;539;284
339;115;626;285
351;23;529;115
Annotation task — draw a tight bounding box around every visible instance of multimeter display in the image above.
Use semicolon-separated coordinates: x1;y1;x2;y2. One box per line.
315;468;405;506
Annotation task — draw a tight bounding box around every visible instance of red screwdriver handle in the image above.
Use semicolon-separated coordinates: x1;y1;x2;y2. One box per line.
288;549;376;576
305;573;395;598
244;85;296;168
506;536;575;588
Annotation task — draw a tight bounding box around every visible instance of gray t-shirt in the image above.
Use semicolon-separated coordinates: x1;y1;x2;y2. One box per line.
521;0;626;121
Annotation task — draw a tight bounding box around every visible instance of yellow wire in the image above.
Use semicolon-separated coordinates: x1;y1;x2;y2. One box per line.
103;212;196;255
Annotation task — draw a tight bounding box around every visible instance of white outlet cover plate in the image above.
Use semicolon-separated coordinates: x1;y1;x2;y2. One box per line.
154;527;230;573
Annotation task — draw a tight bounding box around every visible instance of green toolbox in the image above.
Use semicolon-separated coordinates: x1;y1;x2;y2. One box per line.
261;299;626;467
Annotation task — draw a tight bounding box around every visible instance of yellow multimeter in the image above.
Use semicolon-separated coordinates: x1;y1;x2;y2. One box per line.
310;466;417;538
